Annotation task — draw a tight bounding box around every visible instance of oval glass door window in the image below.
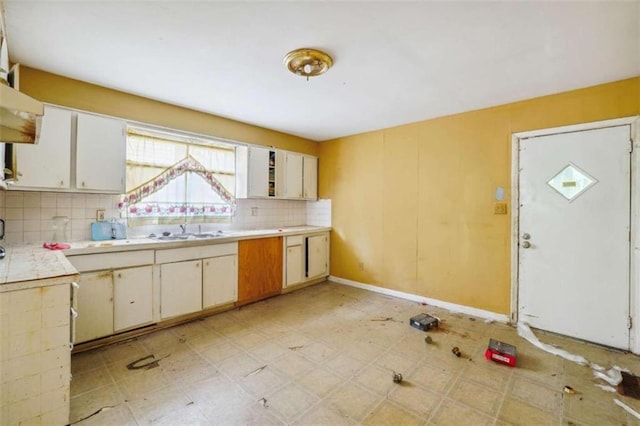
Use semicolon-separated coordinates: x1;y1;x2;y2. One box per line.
547;163;598;202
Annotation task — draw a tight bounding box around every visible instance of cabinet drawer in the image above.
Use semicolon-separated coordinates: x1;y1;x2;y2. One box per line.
155;242;238;264
286;235;303;247
68;250;155;272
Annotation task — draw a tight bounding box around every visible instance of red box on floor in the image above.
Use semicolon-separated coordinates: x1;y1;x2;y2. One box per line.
485;338;516;367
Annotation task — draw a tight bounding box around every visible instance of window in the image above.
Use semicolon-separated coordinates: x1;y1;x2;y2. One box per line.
120;127;236;225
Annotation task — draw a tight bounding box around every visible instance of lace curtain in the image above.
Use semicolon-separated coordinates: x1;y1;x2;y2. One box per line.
120;128;236;224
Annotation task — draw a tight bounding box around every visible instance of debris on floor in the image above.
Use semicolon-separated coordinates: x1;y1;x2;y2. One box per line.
409;313;439;331
244;365;267;377
618;371;640;399
392;371;403;383
451;346;462;357
614;398;640;420
370;317;395;322
288;345;304;351
485;338;517;367
596;384;617;393
517;322;590;366
424;335;433;344
126;354;167;370
595;366;625;387
258;398;269;408
563;385;576;395
70;405;117;424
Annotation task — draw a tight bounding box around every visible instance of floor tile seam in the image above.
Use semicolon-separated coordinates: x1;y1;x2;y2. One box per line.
490;365;518;425
426;396;497;426
507;371;565;414
378;394;433;425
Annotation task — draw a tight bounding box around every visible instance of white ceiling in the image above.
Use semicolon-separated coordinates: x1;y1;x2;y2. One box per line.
3;1;639;141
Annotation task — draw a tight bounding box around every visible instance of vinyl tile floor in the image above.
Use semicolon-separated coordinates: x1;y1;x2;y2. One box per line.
70;281;640;425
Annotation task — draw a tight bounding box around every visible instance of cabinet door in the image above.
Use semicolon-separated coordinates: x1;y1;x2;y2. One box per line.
306;234;328;279
113;266;153;331
237;237;283;305
76;271;114;343
285;245;303;287
303;156;318;200
247;146;269;197
13;105;71;190
76;112;126;193
160;260;202;319
203;255;237;308
284;152;303;199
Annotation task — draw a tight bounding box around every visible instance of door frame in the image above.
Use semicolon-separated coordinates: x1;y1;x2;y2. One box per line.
510;116;640;352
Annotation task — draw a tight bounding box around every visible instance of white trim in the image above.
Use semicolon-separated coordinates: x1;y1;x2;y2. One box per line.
329;275;510;324
515;116;638;140
511;115;640;353
632;118;640;354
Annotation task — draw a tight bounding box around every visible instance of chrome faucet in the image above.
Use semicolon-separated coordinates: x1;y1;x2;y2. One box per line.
180;224;187;234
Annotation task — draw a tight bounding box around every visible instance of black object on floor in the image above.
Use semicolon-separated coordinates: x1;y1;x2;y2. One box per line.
410;313;439;331
618;371;640;399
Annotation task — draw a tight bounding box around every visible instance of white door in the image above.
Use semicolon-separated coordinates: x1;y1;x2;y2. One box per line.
303;156;318;200
518;125;631;349
284;152;303;199
76;271;114;343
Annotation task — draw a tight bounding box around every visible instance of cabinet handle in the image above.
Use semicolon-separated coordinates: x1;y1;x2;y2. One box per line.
60;180;64;186
81;181;86;187
117;273;122;279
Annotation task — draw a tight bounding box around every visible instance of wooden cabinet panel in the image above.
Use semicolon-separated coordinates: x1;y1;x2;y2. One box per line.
237;237;283;305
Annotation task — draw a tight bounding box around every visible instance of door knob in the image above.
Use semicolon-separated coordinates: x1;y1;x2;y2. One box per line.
522;241;531;249
522;233;531;240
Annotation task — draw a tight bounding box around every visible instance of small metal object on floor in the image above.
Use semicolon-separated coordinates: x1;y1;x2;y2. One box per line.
392;372;403;383
425;335;433;344
451;346;461;357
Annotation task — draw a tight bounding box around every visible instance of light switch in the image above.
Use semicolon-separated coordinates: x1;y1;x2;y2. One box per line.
494;203;507;215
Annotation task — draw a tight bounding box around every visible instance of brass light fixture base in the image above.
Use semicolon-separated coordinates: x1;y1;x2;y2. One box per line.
284;48;333;79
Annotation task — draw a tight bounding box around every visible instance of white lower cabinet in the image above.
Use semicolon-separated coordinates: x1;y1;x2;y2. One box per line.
203;254;238;308
68;250;155;343
307;234;328;279
75;271;114;343
160;260;203;320
284;232;330;288
114;266;154;331
285;242;304;287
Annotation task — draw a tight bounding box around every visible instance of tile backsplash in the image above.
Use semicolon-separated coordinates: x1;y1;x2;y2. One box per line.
0;191;332;243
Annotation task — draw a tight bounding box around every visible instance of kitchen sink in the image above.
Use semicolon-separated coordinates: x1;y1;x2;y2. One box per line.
149;232;226;241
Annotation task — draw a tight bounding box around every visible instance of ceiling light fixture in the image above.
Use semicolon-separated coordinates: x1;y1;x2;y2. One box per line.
284;48;333;81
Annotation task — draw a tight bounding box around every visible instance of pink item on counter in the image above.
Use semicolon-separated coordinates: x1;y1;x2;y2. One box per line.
43;242;71;250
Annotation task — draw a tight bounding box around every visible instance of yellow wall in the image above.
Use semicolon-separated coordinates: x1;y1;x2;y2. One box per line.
19;67;318;156
320;77;640;315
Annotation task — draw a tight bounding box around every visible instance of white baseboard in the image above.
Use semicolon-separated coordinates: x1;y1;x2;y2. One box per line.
328;275;510;324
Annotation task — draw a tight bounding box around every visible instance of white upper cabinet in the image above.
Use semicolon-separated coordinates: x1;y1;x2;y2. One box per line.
284;151;303;199
12;105;72;190
10;105;126;194
237;145;317;200
303;155;318;200
76;112;126;193
247;145;270;198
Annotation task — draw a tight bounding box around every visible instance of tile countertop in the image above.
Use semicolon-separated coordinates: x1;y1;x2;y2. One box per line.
0;245;79;292
0;226;330;291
